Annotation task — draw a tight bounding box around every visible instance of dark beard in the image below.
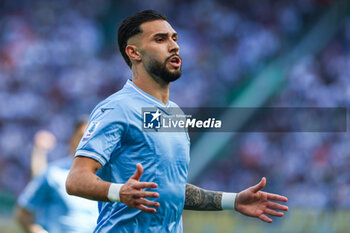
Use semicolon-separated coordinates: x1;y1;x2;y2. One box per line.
145;56;182;83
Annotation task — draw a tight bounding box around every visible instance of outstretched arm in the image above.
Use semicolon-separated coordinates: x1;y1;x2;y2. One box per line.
184;177;288;223
184;184;222;210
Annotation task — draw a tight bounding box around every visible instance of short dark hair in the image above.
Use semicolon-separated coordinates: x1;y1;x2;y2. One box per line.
118;10;167;68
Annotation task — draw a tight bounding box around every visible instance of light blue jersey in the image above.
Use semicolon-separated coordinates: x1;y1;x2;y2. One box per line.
18;156;98;233
75;80;190;233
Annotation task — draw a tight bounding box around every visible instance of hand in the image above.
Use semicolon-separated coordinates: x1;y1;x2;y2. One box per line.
235;177;288;223
119;163;160;213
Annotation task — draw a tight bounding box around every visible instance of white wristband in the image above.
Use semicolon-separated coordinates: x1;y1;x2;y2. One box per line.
107;183;124;202
221;192;237;210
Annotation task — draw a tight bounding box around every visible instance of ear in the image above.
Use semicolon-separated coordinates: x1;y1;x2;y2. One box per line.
125;45;142;63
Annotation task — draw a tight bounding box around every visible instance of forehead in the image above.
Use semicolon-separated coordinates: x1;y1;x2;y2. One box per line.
140;20;176;37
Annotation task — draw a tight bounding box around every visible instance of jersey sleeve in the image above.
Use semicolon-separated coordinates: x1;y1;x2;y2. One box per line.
17;172;50;212
75;104;128;166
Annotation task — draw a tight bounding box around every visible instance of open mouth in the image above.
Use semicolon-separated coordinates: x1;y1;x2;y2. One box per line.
168;56;181;68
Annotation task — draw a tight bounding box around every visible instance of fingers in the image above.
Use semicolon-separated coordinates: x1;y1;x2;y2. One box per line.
122;165;161;214
135;198;160;208
133;191;159;199
136;204;157;213
134;182;158;189
133;197;160;213
267;202;288;211
264;208;284;217
249;177;266;193
130;163;143;181
266;193;288;202
259;214;272;223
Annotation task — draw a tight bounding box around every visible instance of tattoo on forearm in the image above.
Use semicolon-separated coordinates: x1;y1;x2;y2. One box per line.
184;184;223;210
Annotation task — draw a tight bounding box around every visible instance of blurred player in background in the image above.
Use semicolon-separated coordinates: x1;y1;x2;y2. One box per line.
66;10;288;232
15;117;98;233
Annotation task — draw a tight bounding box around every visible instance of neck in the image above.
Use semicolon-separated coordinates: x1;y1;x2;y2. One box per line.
132;66;170;104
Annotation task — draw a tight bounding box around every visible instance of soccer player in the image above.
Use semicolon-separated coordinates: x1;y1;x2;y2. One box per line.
66;10;288;232
16;118;98;233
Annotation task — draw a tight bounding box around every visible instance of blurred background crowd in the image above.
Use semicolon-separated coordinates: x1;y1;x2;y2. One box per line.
1;0;349;232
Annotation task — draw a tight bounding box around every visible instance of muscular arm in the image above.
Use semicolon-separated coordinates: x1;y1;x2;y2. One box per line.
184;183;223;210
66;156;110;201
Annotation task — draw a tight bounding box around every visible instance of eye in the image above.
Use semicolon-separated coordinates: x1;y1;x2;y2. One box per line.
156;37;164;42
173;37;178;42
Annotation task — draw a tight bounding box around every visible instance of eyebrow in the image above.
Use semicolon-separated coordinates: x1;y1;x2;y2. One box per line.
152;32;178;38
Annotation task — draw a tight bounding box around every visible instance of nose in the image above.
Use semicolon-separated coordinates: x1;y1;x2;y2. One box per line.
169;39;180;54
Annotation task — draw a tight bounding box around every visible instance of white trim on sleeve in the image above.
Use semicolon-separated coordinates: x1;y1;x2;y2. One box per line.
75;150;107;166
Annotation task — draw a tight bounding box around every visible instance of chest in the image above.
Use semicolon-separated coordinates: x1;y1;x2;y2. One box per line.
125;122;190;163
